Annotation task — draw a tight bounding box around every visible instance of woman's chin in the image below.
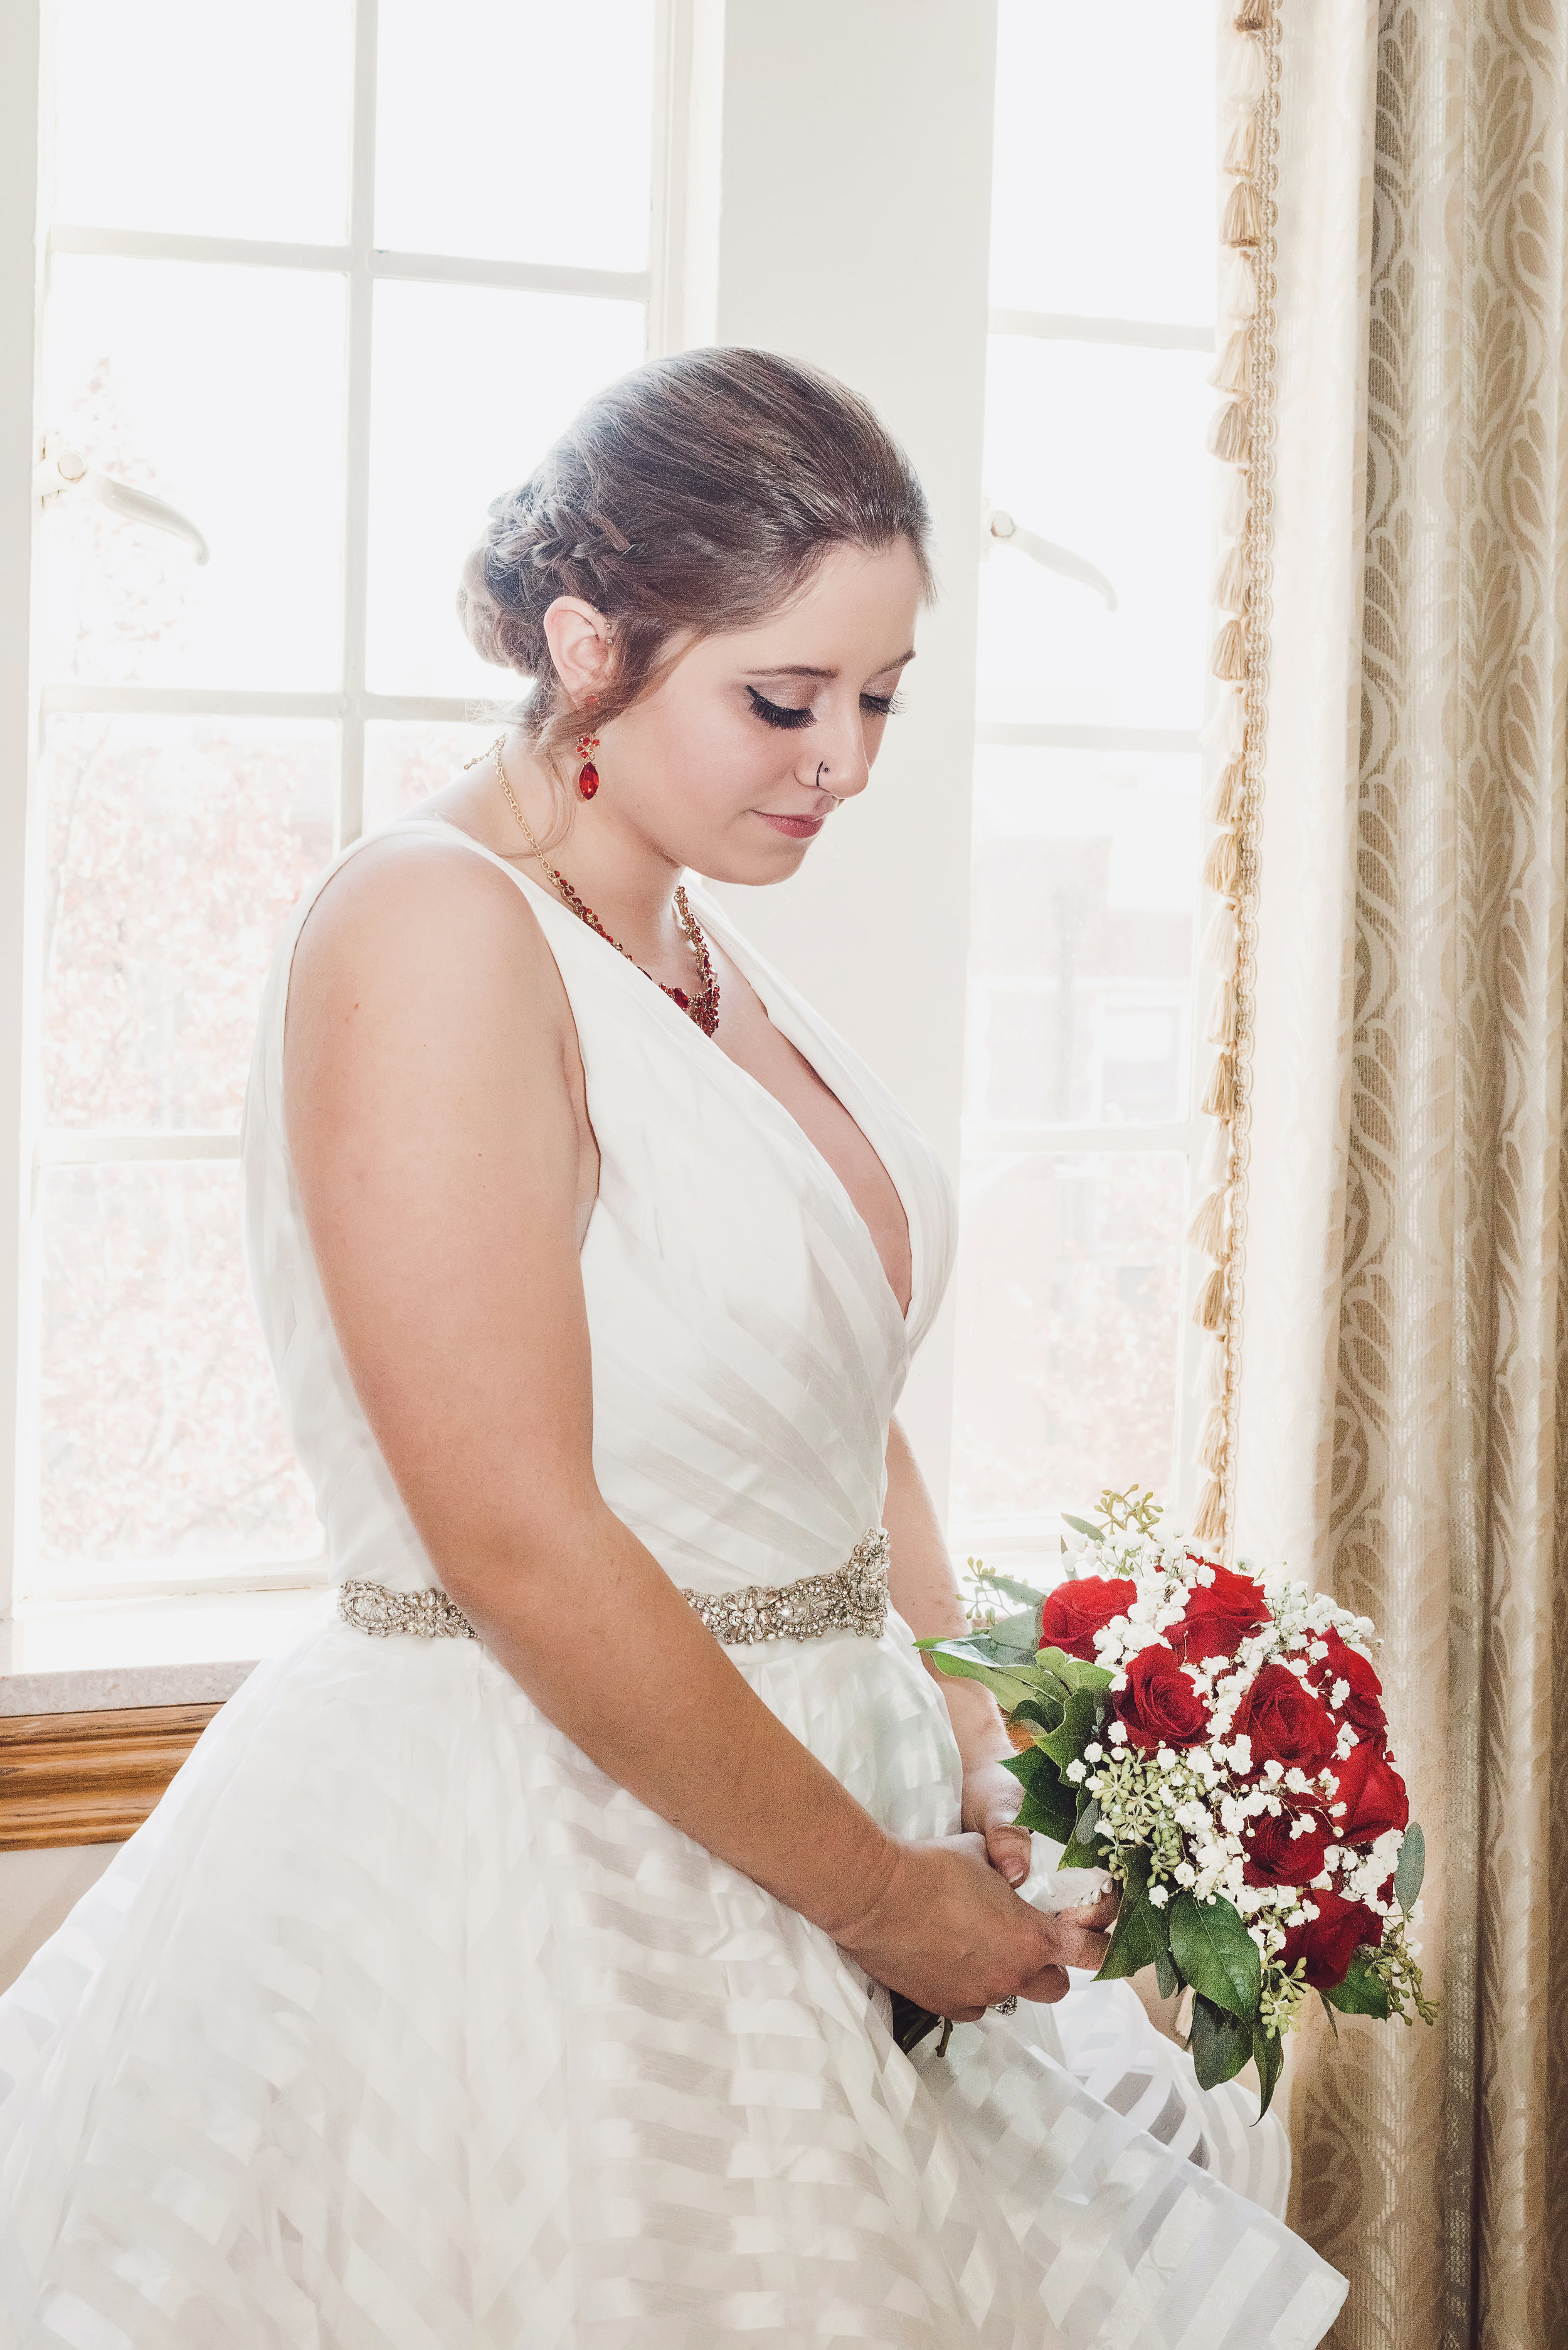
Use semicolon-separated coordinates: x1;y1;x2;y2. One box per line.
689;832;820;888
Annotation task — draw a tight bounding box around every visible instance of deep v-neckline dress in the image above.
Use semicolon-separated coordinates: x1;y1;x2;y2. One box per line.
0;821;1346;2348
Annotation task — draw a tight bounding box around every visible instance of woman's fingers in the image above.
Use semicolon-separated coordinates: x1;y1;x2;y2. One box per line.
1018;1964;1070;2005
982;1818;1034;1887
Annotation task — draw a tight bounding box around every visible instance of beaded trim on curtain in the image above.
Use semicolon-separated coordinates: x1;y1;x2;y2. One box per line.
1187;0;1282;1547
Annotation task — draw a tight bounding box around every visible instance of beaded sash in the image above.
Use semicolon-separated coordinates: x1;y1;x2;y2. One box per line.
338;1527;891;1649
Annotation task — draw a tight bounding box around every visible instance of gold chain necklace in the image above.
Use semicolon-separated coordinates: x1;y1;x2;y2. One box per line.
485;737;720;1038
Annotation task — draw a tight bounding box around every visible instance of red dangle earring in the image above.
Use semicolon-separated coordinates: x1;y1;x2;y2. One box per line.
575;728;601;800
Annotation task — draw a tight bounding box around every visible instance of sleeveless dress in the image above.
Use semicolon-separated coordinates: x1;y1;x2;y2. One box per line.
0;822;1347;2349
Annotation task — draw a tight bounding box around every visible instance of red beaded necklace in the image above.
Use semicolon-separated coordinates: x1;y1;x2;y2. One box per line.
490;738;721;1038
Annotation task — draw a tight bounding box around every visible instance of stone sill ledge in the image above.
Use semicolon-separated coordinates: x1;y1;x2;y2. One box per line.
0;1587;331;1716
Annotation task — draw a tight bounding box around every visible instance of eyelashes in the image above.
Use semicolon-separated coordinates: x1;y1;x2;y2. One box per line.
744;685;904;731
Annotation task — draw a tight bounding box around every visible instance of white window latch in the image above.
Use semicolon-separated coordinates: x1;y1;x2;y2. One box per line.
982;499;1115;612
34;430;209;565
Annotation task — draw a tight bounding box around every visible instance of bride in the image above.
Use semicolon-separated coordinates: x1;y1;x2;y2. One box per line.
0;349;1345;2346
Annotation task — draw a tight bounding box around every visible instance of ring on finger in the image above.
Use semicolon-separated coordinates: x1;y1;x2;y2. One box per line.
991;1994;1019;2015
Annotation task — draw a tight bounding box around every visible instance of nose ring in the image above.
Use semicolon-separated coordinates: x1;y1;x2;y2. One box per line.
815;762;841;806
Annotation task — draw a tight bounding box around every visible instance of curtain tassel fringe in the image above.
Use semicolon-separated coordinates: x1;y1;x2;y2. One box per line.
1221;176;1264;249
1204;755;1246;826
1192;1475;1227;1543
1211;541;1251;611
1194;1264;1229;1332
1222;104;1261;177
1199;1403;1231;1476
1205;976;1238;1048
1206;400;1253;466
1202;827;1242;899
1186;1186;1229;1258
1201;1051;1237;1120
1209;324;1253;398
1210;614;1249;680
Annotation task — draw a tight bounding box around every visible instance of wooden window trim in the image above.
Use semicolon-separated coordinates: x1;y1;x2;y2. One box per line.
0;1703;222;1850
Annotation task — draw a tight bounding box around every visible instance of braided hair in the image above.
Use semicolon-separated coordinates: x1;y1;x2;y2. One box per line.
457;346;933;785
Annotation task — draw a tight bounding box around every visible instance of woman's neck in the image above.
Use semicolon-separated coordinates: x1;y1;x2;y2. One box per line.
486;735;692;974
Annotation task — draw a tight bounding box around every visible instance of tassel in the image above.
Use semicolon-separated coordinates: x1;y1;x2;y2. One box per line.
1212;541;1250;612
1186;1186;1228;1258
1194;1264;1229;1332
1222;105;1261;177
1222;247;1258;321
1221;177;1264;249
1210;614;1249;681
1199;895;1238;972
1209;324;1252;398
1202;1050;1237;1120
1204;755;1246;824
1234;0;1270;29
1205;976;1237;1048
1200;686;1246;755
1224;33;1267;104
1192;1475;1227;1543
1219;464;1250;536
1199;1113;1232;1189
1202;827;1241;898
1206;400;1252;465
1199;1336;1229;1408
1199;1402;1231;1477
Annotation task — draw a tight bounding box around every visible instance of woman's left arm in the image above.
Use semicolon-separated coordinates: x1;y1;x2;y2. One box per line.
882;1416;1034;1890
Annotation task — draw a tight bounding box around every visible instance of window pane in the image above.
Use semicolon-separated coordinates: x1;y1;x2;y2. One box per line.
363;720;499;832
948;1153;1185;1550
39;718;334;1133
978;338;1212;731
375;0;654;270
47;0;354;244
39;258;345;689
965;747;1199;1129
990;0;1215;326
366;282;645;698
33;1163;318;1593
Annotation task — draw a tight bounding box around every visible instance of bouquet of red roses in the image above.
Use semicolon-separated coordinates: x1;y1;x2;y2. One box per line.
918;1489;1433;2115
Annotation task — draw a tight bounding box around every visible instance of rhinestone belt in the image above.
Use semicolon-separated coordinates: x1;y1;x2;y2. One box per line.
338;1526;891;1648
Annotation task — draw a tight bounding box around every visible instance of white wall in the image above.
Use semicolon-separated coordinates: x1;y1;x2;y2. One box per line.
687;0;999;1511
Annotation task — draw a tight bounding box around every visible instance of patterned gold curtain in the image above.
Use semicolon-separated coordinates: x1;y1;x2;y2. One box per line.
1227;4;1568;2346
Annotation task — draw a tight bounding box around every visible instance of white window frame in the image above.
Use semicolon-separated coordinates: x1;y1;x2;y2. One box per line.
961;301;1220;1553
0;0;687;1622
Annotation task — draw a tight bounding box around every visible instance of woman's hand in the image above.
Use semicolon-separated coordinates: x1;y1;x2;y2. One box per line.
832;1834;1116;2019
961;1756;1035;1888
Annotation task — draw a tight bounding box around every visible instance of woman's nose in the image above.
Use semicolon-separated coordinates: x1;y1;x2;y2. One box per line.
803;704;871;800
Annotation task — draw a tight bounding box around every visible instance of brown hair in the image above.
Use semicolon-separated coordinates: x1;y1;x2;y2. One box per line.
457;346;933;777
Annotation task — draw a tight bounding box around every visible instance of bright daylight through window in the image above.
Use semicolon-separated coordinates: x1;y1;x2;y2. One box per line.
18;0;654;1634
948;0;1216;1574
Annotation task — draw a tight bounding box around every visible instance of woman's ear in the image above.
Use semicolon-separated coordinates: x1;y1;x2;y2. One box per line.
542;597;613;706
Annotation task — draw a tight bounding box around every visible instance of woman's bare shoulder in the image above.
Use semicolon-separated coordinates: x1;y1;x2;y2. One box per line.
287;825;563;1025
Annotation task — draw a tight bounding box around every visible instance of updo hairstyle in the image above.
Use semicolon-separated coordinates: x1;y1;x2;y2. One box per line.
457;346;933;797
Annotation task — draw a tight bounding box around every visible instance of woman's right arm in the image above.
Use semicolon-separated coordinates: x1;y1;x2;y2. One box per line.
283;836;1105;2017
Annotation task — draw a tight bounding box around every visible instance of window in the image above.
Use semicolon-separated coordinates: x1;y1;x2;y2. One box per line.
11;0;657;1637
947;0;1217;1571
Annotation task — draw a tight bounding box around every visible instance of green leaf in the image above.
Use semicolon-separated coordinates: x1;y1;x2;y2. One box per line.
916;1642;1046;1713
1095;1848;1172;1982
1009;1694;1066;1741
1316;1989;1340;2043
1000;1747;1078;1842
1251;2019;1283;2118
977;1570;1049;1610
1167;1893;1263;2021
1394;1823;1426;1916
1061;1516;1106;1543
1041;1685;1101;1772
1154;1944;1179;2000
1322;1950;1391;2019
1057;1795;1104;1870
1037;1646;1116;1694
1189;1992;1253;2089
985;1607;1044;1658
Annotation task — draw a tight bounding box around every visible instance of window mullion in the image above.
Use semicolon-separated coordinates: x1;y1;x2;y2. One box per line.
339;0;379;850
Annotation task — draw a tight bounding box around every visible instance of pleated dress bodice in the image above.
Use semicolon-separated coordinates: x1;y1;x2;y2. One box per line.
241;818;957;1605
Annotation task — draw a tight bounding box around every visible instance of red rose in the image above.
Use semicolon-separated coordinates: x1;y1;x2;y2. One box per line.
1169;1564;1271;1663
1112;1644;1209;1752
1309;1627;1387;1742
1242;1803;1332;1888
1231;1662;1337;1775
1280;1889;1382;1991
1039;1576;1131;1663
1327;1739;1409;1843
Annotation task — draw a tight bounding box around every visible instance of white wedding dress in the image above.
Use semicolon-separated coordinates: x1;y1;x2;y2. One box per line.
0;822;1347;2348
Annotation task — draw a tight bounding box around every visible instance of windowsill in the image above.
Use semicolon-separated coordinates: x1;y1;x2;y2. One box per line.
0;1585;333;1716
